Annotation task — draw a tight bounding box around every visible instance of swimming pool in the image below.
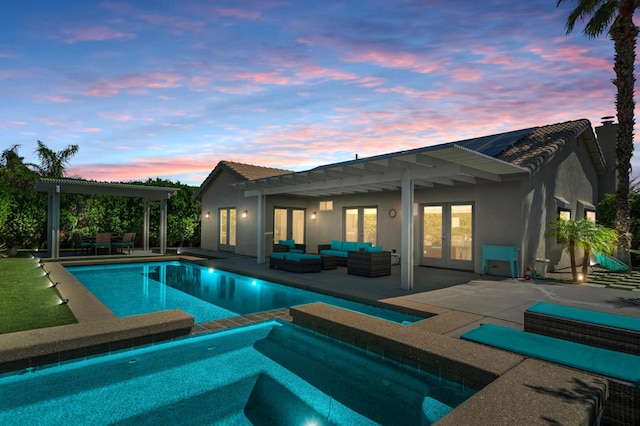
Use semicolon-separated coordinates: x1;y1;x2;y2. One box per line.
67;261;421;324
0;321;474;425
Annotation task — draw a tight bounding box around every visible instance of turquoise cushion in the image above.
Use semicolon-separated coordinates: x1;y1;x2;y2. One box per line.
320;249;348;257
461;324;640;383
271;252;319;262
366;245;383;252
527;302;640;333
355;242;368;251
289;248;304;254
330;240;343;250
278;239;295;248
343;241;358;252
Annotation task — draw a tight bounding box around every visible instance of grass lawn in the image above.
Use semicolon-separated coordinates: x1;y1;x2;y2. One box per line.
0;256;77;334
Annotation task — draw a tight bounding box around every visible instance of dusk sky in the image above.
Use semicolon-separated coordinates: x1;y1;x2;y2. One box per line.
0;1;634;186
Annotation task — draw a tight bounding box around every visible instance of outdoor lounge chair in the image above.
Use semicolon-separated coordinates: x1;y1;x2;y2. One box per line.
93;232;112;255
72;232;92;255
593;251;629;272
112;232;135;254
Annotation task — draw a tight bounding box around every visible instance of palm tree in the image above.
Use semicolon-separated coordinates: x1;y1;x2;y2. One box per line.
33;140;79;178
557;0;638;266
548;218;617;282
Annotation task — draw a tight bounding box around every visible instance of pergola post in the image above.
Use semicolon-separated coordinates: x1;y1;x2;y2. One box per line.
159;198;168;254
47;186;61;259
143;201;150;252
257;191;265;264
401;171;414;290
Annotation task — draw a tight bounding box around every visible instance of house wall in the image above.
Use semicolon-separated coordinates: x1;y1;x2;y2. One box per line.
199;128;606;276
519;132;601;272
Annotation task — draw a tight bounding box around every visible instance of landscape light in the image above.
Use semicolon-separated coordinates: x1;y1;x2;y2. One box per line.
50;282;59;288
59;299;69;305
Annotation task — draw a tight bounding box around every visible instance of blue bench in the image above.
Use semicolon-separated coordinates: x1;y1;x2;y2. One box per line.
461;324;640;383
461;323;640;425
524;302;640;355
481;245;519;278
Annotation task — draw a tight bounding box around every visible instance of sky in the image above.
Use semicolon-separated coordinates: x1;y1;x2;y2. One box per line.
0;0;634;186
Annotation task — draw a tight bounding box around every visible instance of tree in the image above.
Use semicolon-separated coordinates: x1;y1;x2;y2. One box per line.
32;140;79;178
558;0;638;265
548;218;617;282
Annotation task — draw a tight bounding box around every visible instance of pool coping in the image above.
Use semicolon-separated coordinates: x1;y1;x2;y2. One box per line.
290;302;606;425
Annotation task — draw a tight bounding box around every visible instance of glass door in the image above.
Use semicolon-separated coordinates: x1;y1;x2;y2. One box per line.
344;207;377;244
219;208;236;252
273;208;305;244
421;203;473;270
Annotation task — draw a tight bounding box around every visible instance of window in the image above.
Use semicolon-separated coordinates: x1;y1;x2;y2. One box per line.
585;210;596;223
558;209;571;221
319;201;333;211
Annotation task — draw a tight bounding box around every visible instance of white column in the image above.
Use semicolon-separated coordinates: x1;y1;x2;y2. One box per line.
160;198;168;254
401;172;414;290
143;201;150;252
257;192;266;263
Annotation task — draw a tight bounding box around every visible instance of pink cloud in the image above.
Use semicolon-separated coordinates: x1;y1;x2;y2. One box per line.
233;71;293;85
68;155;218;182
343;50;441;74
84;72;183;97
58;25;136;43
47;95;74;103
216;7;261;20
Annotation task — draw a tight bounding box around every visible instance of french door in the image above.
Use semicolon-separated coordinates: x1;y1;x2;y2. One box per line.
273;208;305;244
421;203;473;270
219;208;236;251
344;207;377;244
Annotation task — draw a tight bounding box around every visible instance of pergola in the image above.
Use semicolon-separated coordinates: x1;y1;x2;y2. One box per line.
34;178;179;259
234;142;530;290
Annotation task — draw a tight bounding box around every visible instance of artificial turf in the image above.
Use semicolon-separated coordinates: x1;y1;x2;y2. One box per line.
0;256;77;334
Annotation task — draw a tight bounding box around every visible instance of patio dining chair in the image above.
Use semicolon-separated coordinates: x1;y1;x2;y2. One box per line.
112;232;136;254
93;232;112;255
72;232;92;255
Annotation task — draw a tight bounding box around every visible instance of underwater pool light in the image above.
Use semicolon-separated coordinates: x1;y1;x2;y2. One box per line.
251;280;257;286
208;268;214;273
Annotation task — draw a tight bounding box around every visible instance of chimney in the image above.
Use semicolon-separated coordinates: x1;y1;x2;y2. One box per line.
595;116;618;200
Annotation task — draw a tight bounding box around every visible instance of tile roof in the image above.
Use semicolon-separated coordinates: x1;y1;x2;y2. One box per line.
220;160;291;180
495;119;594;172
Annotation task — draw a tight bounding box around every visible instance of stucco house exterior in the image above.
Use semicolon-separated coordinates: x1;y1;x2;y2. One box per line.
194;118;618;289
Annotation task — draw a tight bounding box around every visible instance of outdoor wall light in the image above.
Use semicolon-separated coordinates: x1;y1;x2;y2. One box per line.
204;211;210;219
311;211;317;220
242;210;248;219
59;299;69;305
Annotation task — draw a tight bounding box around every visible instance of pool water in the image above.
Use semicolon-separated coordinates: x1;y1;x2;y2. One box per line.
67;261;421;324
0;321;474;425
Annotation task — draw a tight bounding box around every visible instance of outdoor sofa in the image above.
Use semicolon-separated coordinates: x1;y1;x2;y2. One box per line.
269;252;321;273
273;239;306;253
318;240;377;266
